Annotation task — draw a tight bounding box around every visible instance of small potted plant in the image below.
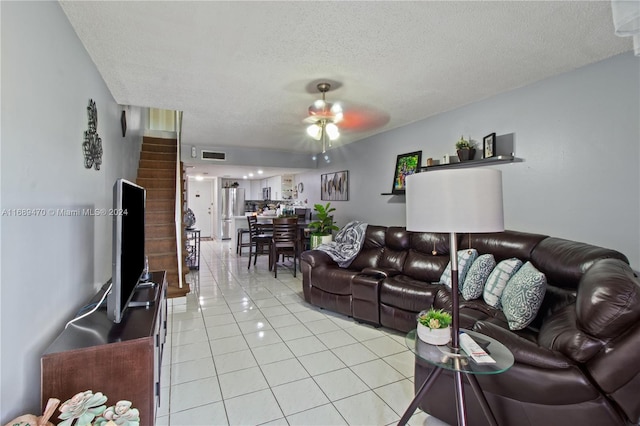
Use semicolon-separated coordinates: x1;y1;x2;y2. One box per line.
455;135;476;162
308;202;339;249
417;307;452;345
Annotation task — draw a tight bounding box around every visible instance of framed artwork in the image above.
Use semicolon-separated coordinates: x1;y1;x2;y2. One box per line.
483;133;496;159
321;170;348;201
392;151;422;194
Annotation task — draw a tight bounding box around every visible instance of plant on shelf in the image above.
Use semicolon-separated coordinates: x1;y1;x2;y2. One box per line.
455;135;476;162
308;202;339;248
417;308;453;345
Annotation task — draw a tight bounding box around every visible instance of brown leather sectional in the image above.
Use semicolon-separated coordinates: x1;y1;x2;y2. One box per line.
300;226;640;425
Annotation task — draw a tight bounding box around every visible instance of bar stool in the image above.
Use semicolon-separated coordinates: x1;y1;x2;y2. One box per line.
236;227;251;255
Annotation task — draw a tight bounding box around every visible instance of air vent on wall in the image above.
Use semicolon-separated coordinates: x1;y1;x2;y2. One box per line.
201;150;226;161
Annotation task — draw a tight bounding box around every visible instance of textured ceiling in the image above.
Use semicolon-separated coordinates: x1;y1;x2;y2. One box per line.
60;1;631;161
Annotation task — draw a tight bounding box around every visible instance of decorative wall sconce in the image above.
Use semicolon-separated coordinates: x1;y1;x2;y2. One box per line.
82;99;103;170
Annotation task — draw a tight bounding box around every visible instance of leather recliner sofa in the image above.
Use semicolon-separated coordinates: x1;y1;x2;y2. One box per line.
300;225;640;425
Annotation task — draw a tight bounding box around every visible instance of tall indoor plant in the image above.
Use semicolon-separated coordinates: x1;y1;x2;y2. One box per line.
309;202;339;249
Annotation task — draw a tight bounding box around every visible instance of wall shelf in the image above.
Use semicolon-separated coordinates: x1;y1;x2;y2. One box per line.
381;155;520;195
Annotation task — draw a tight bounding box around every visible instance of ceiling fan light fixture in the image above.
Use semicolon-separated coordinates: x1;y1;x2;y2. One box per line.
326;122;340;140
306;123;322;140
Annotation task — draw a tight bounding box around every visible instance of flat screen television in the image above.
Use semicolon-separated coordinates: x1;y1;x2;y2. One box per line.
107;178;146;323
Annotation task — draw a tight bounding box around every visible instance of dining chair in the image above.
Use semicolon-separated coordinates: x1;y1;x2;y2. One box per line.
247;215;272;269
270;217;299;278
295;208;310;221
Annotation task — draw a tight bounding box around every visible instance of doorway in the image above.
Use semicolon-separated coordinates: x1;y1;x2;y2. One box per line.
187;179;214;238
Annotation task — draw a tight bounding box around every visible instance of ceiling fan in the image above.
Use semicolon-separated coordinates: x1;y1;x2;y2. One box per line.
304;82;343;153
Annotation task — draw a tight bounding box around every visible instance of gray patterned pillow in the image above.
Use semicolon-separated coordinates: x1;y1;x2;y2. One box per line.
439;249;478;292
462;254;496;301
483;258;523;308
502;261;547;330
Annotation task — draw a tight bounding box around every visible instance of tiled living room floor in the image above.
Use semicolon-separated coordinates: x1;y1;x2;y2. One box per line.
156;239;449;426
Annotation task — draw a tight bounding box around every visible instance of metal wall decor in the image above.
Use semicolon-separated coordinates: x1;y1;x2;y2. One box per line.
321;170;348;201
83;99;103;170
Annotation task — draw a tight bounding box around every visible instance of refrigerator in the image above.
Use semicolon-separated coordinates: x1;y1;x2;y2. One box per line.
220;187;245;240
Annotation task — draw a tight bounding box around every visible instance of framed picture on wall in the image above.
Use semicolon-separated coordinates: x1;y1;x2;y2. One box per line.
391;151;422;194
483;133;496;159
321;170;348;201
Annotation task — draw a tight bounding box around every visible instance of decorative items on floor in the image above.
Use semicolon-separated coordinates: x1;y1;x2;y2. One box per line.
455;135;476;162
83;99;103;171
3;391;139;426
417;308;453;345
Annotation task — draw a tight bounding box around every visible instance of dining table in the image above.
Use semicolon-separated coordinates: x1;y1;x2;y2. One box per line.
231;215;312;254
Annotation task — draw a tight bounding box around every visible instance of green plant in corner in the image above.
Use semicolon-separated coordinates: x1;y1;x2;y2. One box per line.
309;203;339;236
418;308;452;329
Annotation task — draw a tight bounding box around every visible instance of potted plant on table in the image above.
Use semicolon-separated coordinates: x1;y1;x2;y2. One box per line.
308;202;339;249
455;135;476;162
417;308;452;345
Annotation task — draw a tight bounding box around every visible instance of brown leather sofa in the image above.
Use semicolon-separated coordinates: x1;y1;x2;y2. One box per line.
300;225;640;425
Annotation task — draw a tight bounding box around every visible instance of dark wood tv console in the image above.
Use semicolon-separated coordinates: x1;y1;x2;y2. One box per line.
41;271;167;426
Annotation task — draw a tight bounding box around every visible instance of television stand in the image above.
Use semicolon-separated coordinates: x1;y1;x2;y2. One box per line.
41;271;167;426
129;282;158;308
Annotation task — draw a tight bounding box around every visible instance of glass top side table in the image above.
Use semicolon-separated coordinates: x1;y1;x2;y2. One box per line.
399;329;514;426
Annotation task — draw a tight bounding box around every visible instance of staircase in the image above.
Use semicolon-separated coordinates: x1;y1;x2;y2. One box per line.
137;137;189;298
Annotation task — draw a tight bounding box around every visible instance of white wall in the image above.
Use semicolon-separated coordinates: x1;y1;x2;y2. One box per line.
299;53;640;269
1;2;145;420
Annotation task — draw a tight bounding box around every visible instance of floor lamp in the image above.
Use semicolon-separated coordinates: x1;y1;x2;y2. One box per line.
405;168;504;425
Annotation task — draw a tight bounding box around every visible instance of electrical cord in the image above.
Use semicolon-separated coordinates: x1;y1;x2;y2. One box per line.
65;282;113;329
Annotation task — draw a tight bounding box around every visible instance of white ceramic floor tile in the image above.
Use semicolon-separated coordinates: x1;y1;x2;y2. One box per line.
244;329;284;347
344;323;386;341
274;323;313;341
169;376;222;413
260;358;310;387
171;341;213;364
224;389;284;425
304;318;341;334
297;350;346;376
332;390;399;426
171;328;209;347
384;350;416;378
209;335;248;356
218;366;269;399
171;357;216;385
203;313;237;328
267;313;302;328
408;409;451;426
232;308;265;322
362;335;409;357
284;335;328;357
293;309;327;323
237;318;273;334
331;342;379;367
214;349;257;374
206;323;242;340
251;342;295;365
254;297;285;308
260;305;292;318
315;329;358;349
350;359;406;389
374;378;416;416
168;401;228;426
286;403;348;426
271;377;330;416
313;368;369;401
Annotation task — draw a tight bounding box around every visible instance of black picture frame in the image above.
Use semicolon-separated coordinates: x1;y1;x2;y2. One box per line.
321;170;348;201
483;133;496;159
121;110;127;137
391;151;422;194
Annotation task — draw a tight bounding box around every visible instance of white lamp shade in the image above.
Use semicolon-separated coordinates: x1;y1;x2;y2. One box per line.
306;124;322;140
406;168;504;233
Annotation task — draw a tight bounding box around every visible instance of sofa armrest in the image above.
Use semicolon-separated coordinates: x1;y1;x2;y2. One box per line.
301;250;337;268
473;321;574;369
361;267;402;278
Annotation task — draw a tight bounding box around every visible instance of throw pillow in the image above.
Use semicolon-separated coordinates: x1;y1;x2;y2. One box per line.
483;258;523;308
462;254;496;301
439;249;478;292
502;261;547;330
